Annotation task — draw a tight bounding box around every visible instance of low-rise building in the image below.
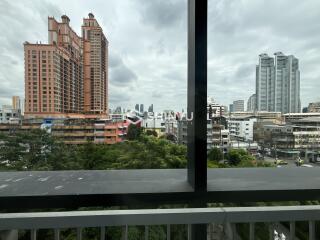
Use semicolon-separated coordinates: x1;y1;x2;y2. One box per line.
263;124;320;151
307;102;320;113
0;119;129;145
229;141;258;153
207;97;225;117
177;116;230;152
207;120;229;153
228;116;257;141
177;118;188;145
0;105;21;124
165;119;178;137
52;120;128;144
233;100;245;112
109;114;125;122
283;113;320;123
290;117;320;127
142;114;166;137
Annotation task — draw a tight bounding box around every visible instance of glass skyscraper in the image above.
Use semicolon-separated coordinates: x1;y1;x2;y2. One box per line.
256;52;300;114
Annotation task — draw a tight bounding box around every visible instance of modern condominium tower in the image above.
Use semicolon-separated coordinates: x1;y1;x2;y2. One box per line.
82;13;108;114
24;13;108;119
256;52;300;114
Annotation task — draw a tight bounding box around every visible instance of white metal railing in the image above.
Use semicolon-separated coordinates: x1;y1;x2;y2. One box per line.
1;205;320;240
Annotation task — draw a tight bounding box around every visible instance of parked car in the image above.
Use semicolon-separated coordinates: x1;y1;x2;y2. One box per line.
274;159;288;165
301;164;313;168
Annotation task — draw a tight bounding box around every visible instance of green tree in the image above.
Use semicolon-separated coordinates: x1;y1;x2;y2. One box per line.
226;148;258;167
126;124;143;140
166;133;176;142
0;129;57;170
208;147;223;162
146;129;158;137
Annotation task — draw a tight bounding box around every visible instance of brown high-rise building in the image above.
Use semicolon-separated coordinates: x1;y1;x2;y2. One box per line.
82;13;109;114
12;96;21;110
24;13;108;119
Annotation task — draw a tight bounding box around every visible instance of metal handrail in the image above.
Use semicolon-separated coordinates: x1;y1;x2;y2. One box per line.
1;205;320;230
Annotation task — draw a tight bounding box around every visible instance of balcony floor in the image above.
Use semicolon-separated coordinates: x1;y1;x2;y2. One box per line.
1;168;320;210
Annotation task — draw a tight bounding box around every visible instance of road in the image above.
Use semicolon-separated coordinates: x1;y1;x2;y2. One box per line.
262;156;320;167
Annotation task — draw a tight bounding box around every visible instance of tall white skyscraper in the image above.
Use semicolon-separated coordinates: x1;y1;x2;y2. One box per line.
256;52;300;113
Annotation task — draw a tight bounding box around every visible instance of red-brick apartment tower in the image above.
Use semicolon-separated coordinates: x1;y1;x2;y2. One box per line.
24;13;108;119
82;13;109;115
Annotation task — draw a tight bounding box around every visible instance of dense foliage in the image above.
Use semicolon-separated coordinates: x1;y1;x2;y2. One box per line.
0;129;187;171
126;124;143;140
208;147;223;162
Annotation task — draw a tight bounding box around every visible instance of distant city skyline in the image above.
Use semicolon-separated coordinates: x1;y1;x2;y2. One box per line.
1;1;320;112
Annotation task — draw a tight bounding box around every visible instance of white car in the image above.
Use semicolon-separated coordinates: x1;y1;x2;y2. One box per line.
301;164;313;168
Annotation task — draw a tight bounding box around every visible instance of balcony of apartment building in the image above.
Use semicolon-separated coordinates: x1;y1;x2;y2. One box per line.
2;1;320;240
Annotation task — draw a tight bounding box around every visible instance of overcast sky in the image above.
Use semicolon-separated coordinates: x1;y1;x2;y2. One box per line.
0;0;320;112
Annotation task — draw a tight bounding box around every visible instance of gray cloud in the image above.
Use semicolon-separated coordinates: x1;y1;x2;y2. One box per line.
0;0;61;105
1;0;320;111
137;0;186;30
109;52;137;86
152;91;162;98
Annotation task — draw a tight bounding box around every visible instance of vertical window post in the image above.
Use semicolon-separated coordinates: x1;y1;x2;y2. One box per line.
187;0;208;238
187;0;207;192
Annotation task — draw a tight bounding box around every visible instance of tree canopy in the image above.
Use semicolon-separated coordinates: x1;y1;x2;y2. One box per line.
0;129;187;171
208;147;223;162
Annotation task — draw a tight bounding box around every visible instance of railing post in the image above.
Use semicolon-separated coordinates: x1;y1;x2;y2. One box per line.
100;227;105;240
269;224;273;240
30;229;37;240
122;225;128;240
188;224;207;240
144;226;149;240
187;224;191;240
290;221;295;240
249;223;255;240
54;229;60;240
309;221;315;240
77;228;82;240
166;224;171;240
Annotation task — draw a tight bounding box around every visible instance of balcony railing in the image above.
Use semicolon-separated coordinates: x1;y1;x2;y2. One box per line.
1;205;320;240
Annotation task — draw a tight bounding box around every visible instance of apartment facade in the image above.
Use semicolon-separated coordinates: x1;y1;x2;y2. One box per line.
142;114;166;137
12;96;21;111
307;102;320;113
24;14;108;119
0;105;21;124
177;118;188;145
0;119;128;145
207;97;225;117
232;100;244;112
51;120;128;144
247;94;256;112
82;13;108;114
256;52;300;114
263;124;320;151
228;116;257;141
207;120;230;153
